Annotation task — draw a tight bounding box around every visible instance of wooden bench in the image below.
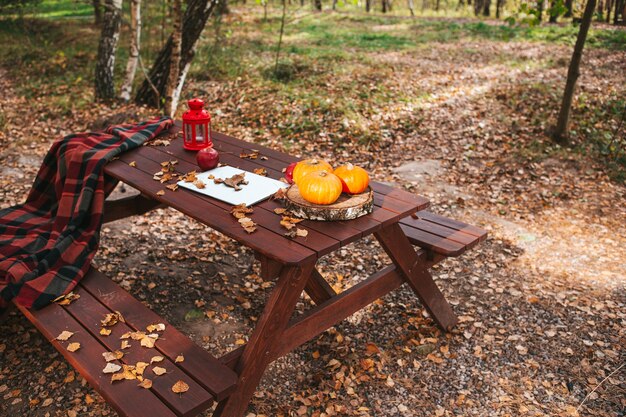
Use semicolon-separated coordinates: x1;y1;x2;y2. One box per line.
400;211;488;259
16;265;238;417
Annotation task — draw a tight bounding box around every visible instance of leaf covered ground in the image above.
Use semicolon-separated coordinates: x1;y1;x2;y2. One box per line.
0;8;625;417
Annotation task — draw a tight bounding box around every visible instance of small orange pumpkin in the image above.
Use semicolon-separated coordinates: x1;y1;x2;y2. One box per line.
298;170;343;205
292;159;333;185
333;163;369;194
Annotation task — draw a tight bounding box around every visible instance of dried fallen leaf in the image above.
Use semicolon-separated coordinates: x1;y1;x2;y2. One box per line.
102;351;124;362
156;190;165;196
152;366;167;376
102;363;122;374
99;328;111;336
101;311;124;327
172;380;189;394
53;292;80;306
274;208;287;215
150;356;164;364
129;161;137;167
231;204;254;219
166;184;178;191
194;180;205;189
182;171;198;182
175;355;184;363
253;168;267;176
138;379;153;389
67;343;81;352
272;188;287;200
239;151;259;160
135;362;148;376
129;331;146;340
146;323;165;333
121;340;131;350
141;334;159;348
56;331;74;341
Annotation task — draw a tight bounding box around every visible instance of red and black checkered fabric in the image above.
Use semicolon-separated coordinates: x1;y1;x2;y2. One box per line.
0;116;173;311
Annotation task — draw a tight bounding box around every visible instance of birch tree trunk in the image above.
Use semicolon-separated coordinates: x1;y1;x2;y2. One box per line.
135;0;218;107
164;0;183;116
95;0;123;102
553;0;597;142
408;0;416;15
119;0;141;102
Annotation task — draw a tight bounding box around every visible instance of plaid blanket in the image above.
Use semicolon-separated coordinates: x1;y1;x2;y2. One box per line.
0;116;173;311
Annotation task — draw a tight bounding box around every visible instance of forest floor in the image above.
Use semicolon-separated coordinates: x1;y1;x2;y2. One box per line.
1;7;625;417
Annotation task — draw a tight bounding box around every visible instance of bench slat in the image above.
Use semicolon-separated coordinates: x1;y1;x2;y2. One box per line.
400;224;467;256
16;303;178;417
416;211;488;240
66;284;214;417
80;269;239;401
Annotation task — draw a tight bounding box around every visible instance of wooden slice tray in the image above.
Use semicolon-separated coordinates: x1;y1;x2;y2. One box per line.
285;186;373;221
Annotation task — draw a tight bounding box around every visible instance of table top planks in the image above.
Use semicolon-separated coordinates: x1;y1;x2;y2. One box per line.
104;124;429;264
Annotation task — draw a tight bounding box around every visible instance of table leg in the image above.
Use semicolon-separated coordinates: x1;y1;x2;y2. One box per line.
213;260;316;417
375;223;458;331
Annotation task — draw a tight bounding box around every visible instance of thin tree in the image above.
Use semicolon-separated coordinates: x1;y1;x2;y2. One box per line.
564;0;573;16
95;0;123;102
135;0;218;107
408;0;416;15
93;0;102;24
314;0;322;10
553;0;597;142
274;0;287;75
164;0;183;116
120;0;141;102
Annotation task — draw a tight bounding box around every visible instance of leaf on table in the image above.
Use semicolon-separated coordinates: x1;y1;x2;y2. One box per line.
152;366;167;376
182;171;198;183
156;190;165;196
135;362;148;376
67;343;81;352
166;184;178;191
194;180;205;189
53;292;80;306
272;188;287;200
56;331;74;341
231;204;253;219
153;171;164;181
172;380;189;394
111;365;137;382
129;331;146;340
150;356;164;364
253;168;267;176
120;340;131;350
280;216;303;231
138;379;153;389
101;311;124;327
140;334;159;348
150;138;170;146
146;323;165;333
102;363;121;374
102;351;124;362
239;151;259;160
218;173;248;191
238;217;257;234
274;208;287;215
100;328;111;336
175;355;184;363
129;161;137;167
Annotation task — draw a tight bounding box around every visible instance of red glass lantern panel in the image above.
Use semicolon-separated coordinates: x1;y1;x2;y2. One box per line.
182;98;212;151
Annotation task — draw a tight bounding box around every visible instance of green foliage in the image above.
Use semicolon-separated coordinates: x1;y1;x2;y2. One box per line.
0;0;40;13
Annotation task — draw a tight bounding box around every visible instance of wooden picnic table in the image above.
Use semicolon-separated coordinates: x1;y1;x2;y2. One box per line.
98;123;461;416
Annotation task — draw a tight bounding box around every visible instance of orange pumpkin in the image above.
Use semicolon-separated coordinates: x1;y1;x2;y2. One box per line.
333;163;369;194
292;159;333;185
298;170;343;205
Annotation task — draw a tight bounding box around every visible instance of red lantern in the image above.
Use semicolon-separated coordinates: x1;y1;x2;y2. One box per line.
182;98;212;151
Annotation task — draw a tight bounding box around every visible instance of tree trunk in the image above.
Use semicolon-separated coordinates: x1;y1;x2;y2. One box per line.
605;0;612;21
549;0;558;21
95;0;123;102
164;0;183;116
120;0;141;102
366;0;371;11
496;0;504;18
408;0;416;15
216;0;229;15
553;0;596;142
314;0;322;10
537;0;544;21
436;0;440;10
615;0;624;23
135;0;218;107
482;0;490;15
474;0;482;15
93;0;102;25
564;0;573;16
333;0;338;9
382;0;388;11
